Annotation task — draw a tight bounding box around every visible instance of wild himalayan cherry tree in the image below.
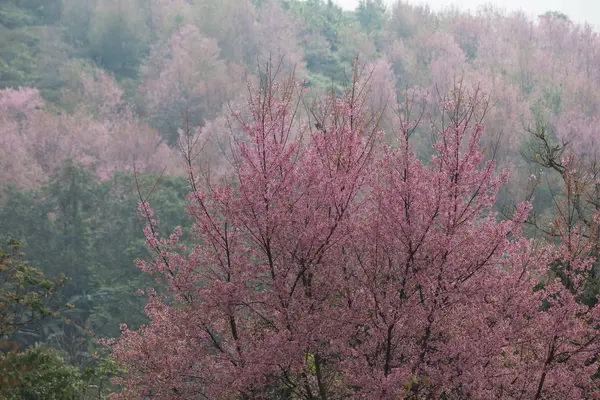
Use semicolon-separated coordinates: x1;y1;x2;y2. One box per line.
106;68;600;399
139;24;238;144
0;74;178;187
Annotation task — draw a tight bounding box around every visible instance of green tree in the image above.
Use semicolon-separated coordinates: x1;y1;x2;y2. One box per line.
0;345;86;400
85;171;191;338
87;0;150;77
356;0;387;35
0;237;67;342
0;0;64;89
0;0;62;27
0;238;86;399
0;26;38;87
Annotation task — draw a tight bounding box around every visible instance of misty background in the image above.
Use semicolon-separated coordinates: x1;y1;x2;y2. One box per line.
337;0;600;27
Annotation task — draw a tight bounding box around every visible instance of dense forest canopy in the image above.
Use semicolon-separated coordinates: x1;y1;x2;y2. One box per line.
2;0;600;398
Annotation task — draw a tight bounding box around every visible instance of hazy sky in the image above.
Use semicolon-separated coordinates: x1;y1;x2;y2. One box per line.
334;0;600;28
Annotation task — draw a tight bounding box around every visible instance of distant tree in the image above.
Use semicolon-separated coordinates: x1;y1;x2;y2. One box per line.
362;57;399;138
356;0;387;35
0;25;40;88
0;87;45;188
146;0;194;40
387;0;433;39
255;0;307;77
539;10;572;23
139;24;237;144
61;0;96;49
0;78;177;187
191;0;258;65
76;68;126;120
439;8;483;61
337;23;377;64
87;0;150;77
4;0;63;25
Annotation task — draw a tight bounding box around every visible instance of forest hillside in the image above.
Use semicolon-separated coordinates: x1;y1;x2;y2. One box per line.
2;0;600;398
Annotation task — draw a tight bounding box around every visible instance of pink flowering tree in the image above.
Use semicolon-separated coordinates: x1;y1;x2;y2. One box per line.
105;65;600;399
139;24;238;144
361;57;399;140
77;68;127;120
0;82;178;187
254;0;307;78
0;88;45;188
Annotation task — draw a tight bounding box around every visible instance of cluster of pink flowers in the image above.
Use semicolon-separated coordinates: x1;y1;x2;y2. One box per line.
106;72;600;399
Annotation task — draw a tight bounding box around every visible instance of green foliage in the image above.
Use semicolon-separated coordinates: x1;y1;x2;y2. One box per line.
541;84;563;115
529;102;551;138
0;3;36;28
1;0;63;27
0;344;86;400
0;238;84;399
284;0;372;89
87;0;150;77
61;0;95;49
305;71;346;95
0;0;66;92
85;171;191;337
0;162;191;341
356;0;387;35
0;237;67;340
0;0;69;94
32;27;73;103
525;85;563;150
0;164;191;398
34;160;98;299
0;26;38;87
286;0;344;51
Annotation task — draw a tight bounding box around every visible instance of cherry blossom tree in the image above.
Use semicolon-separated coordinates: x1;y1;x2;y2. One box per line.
147;0;195;40
0;82;178;187
361;57;399;140
254;0;307;78
0;88;44;188
77;68;127;120
139;24;238;144
191;0;257;65
106;65;600;399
